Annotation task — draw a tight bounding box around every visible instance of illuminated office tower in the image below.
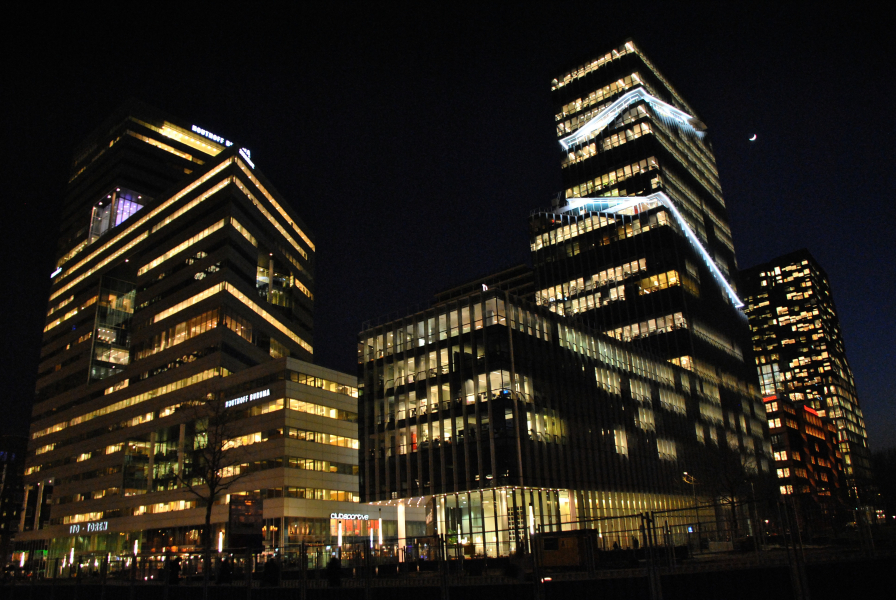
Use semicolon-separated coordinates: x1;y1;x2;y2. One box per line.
17;103;388;569
741;249;872;497
535;39;748;372
530;39;763;470
530;40;765;495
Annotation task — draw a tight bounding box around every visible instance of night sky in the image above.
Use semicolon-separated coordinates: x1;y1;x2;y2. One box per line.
4;5;893;451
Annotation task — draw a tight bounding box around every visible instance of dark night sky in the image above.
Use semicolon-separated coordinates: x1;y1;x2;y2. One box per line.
3;5;893;450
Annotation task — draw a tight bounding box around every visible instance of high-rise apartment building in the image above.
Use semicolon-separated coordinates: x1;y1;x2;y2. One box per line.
741;249;872;496
357;41;773;554
18;103;387;570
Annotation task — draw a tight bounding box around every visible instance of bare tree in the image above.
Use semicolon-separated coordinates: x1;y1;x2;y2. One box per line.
700;445;758;539
167;381;252;587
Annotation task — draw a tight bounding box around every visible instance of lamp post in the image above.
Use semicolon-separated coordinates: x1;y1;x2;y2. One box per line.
683;472;700;552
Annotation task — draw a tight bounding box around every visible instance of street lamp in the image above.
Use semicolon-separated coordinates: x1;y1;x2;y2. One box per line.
683;472;700;551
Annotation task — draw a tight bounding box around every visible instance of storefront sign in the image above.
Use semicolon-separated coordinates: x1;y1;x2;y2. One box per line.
69;521;109;534
225;388;270;408
330;513;369;521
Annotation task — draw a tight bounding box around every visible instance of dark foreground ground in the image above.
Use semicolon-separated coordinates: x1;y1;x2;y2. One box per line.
3;552;891;600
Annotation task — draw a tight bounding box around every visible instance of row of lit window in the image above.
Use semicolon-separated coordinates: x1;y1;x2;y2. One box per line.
538;258;648;305
556;72;644;121
249;397;358;422
636;269;686;296
533;209;669;258
548;285;626;318
44;295;98;333
126;130;203;165
235;159;314;252
150;281;312;353
565;156;659;199
225;428;359;450
555;76;648;136
54;159;233;285
551;42;635;90
560;323;677;387
561;122;653;168
46;294;75;317
139;218;227;275
362;298;509;360
135;306;253;360
31;367;228;440
604;311;688;344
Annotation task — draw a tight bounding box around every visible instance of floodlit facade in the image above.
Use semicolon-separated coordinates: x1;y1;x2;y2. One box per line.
17;104;387;570
741;249;872;497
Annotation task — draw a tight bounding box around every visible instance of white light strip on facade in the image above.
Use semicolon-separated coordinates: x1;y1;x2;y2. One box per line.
560;192;743;308
558;87;704;150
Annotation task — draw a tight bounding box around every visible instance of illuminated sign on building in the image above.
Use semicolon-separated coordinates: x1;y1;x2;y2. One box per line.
191;125;233;147
225;388;271;408
190;125;253;167
69;521;109;534
330;512;369;521
239;148;255;169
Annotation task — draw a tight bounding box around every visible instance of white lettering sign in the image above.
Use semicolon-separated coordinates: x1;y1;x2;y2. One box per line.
191;125;233;147
239;148;255;169
225;388;271;408
69;521;108;534
330;513;369;521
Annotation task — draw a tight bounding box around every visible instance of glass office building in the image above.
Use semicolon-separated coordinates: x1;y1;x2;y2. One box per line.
358;290;771;554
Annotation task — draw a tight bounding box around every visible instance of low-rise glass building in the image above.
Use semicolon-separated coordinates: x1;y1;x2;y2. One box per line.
358;289;772;555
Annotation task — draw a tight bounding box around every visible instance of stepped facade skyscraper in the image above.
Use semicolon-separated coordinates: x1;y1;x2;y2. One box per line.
530;38;765;468
532;40;750;385
17;103;384;569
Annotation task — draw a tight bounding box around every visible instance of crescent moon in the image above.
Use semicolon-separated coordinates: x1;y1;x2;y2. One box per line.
749;134;757;141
